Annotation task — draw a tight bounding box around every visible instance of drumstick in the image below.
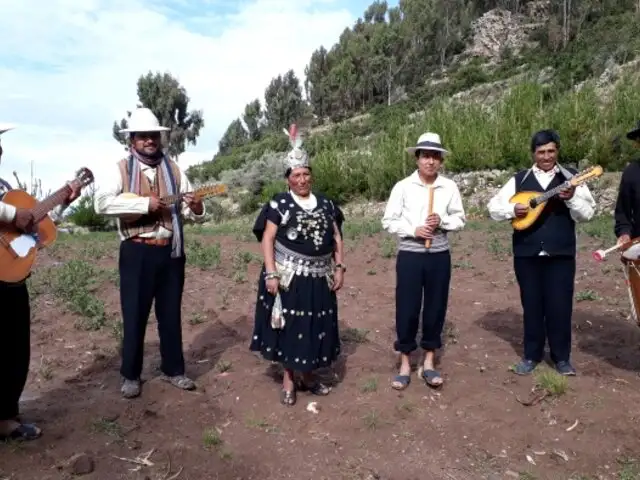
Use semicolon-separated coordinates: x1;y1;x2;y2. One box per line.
593;244;623;261
425;186;435;249
593;237;640;261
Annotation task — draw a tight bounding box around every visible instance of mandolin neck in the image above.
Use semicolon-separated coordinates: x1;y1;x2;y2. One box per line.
530;180;571;207
160;192;185;204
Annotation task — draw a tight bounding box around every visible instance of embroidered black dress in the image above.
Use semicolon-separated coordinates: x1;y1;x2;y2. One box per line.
250;191;344;372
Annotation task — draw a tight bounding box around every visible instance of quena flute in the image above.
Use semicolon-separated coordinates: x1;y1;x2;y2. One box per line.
425;186;435;249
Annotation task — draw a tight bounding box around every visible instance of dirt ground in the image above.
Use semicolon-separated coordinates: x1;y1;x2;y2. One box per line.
1;214;640;480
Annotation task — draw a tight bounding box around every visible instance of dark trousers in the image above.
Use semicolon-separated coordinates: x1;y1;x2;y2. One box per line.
0;282;31;421
513;255;576;364
119;240;186;381
394;250;451;353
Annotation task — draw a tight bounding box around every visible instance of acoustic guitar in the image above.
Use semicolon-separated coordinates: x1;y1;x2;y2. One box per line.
0;167;94;283
117;183;228;222
510;165;603;231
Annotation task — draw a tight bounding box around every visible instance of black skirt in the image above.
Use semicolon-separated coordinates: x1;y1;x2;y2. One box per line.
249;266;341;372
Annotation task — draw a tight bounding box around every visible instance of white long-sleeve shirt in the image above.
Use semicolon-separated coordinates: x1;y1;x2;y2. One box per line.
93;159;206;240
487;164;596;223
381;170;466;252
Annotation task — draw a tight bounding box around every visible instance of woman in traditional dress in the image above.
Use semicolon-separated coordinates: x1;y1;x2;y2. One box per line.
250;124;346;406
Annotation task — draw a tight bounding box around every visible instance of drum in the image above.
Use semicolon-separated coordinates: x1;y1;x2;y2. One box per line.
620;242;640;326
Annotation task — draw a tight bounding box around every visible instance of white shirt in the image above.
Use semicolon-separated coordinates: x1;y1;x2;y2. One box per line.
487;164;596;223
93;159;206;240
381;170;466;237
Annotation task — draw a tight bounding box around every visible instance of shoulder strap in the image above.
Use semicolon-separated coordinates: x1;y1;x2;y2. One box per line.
556;163;574;180
514;169;529;186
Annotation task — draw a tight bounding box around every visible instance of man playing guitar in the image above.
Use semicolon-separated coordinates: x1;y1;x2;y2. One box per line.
0;124;81;441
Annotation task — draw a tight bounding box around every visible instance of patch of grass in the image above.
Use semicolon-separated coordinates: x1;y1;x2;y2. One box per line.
617;457;640;480
379;236;396;258
362;409;382;430
343;218;383;240
90;418;123;439
190;312;206;325
50;260;107;330
186;239;221;269
486;235;510;259
576;289;601;302
534;367;569;397
202;428;223;449
216;360;232;373
38;356;54;381
360;377;378;393
245;415;276;433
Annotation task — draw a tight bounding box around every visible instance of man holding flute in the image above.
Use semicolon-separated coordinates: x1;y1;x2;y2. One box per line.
381;132;466;390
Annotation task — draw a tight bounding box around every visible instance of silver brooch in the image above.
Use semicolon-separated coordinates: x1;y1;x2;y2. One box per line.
286;227;298;240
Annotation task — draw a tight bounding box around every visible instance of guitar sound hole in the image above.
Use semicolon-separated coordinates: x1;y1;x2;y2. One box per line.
529;199;537;208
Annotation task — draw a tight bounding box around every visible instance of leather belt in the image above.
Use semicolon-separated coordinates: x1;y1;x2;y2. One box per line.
130;236;171;246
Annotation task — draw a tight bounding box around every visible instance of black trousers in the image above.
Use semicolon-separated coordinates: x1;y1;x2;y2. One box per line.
394;250;451;353
513;255;576;364
0;282;31;421
119;240;186;381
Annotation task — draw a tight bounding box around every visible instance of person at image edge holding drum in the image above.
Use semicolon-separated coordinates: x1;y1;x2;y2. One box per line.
614;120;640;246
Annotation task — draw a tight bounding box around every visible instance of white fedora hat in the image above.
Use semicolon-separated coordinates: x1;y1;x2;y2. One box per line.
0;124;16;135
119;107;169;133
406;132;449;155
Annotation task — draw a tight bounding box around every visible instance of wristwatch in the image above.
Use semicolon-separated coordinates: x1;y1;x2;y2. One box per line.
335;263;346;272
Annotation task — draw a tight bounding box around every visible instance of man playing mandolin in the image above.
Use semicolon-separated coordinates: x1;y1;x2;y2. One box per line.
487;130;596;376
0;124;81;441
94;108;206;399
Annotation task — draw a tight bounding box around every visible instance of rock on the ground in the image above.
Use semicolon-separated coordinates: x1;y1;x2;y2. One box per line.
65;453;94;475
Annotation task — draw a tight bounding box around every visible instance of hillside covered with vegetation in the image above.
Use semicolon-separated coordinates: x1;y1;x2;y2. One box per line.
183;0;640;211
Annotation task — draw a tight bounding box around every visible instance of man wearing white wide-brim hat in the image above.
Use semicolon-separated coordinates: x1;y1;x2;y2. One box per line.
0;124;80;441
381;132;466;391
94;107;206;398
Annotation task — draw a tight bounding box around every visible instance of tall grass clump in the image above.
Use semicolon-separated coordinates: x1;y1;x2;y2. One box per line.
310;74;640;203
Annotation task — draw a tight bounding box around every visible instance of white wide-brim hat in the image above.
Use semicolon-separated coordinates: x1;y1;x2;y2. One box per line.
406;132;449;155
119;107;170;133
0;123;16;135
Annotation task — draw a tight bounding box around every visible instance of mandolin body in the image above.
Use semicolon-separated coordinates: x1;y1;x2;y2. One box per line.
0;189;57;283
509;191;548;231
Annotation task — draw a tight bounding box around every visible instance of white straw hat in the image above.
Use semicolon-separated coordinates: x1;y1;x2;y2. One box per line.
406;132;449;155
119;107;169;133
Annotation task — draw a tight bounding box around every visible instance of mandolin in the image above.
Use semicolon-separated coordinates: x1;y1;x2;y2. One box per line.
509;165;603;231
117;183;227;222
0;167;94;283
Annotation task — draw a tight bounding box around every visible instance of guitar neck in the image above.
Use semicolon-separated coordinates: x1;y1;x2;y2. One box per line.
32;184;71;222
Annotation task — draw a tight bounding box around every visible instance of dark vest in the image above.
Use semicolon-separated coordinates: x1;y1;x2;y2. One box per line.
512;168;577;257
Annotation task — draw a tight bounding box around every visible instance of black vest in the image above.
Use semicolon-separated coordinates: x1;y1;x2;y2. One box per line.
512;168;577;257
